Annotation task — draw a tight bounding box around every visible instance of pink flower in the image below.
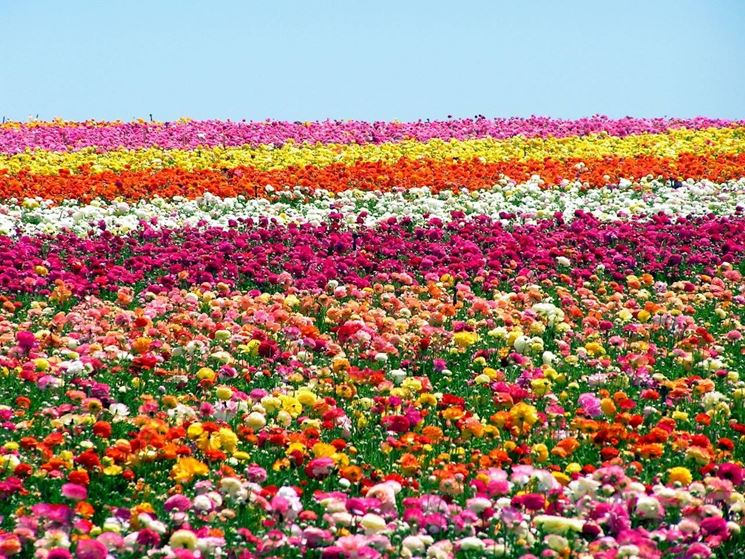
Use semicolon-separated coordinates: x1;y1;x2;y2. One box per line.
246;465;268;483
136;528;161;546
164;494;192;512
684;543;712;559
726;330;742;341
61;483;88;501
75;539;108;559
718;462;744;485
305;457;336;479
700;516;728;540
511;493;545;511
578;393;602;417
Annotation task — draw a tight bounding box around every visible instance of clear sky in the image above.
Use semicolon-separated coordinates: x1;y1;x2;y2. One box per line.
1;0;743;122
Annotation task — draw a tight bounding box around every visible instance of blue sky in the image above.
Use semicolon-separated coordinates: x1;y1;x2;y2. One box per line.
1;0;743;121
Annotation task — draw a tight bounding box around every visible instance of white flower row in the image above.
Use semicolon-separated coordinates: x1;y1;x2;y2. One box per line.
1;177;743;236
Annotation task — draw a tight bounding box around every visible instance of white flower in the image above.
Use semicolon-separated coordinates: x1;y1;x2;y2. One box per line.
534;514;584;534
636;495;663;519
458;537;485;551
193;494;213;511
360;513;387;534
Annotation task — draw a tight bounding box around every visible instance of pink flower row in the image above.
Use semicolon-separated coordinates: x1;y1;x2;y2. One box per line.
1;116;742;153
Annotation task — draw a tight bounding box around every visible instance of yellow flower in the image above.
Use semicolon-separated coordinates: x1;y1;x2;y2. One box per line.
260;396;281;413
483;367;499;380
34;358;50;371
532;443;549;462
509;402;538;431
667;467;693;485
5;127;741;175
686;446;710;465
332;357;350;372
312;442;337;458
284;294;300;309
187;423;204;439
417;393;438;406
171;457;209;482
453;331;480;349
296;389;317;407
217;428;238;453
600;398;617;416
196;367;216;381
281;396;303;417
617;309;633;322
243;339;261;356
552;472;571;486
585;342;606;357
401;378;422;392
104;464;123;476
531;378;551;396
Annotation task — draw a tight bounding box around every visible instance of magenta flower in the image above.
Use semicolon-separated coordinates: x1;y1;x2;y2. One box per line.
75;539;108;559
16;331;36;352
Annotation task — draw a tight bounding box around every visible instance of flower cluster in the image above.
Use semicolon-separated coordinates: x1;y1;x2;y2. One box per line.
0;117;742;558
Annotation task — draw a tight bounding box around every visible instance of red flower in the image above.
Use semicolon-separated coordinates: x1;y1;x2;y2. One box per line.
92;421;112;439
74;449;101;471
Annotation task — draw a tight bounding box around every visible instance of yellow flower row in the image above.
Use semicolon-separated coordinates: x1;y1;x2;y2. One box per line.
1;127;742;175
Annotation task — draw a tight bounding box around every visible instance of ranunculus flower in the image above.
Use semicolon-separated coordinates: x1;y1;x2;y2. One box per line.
16;331;36;352
75;539;108;559
61;483;87;501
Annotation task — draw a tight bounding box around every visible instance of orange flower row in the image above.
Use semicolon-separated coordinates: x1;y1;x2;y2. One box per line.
1;152;743;202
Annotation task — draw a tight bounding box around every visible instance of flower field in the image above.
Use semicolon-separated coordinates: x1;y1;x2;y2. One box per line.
0;116;743;558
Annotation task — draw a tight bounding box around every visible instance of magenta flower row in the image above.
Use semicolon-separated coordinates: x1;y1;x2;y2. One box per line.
1;116;742;153
2;213;743;297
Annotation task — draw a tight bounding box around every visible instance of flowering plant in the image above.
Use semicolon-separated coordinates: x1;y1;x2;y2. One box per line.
0;117;742;558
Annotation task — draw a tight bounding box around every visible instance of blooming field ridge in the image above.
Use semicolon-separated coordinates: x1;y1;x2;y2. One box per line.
0;117;743;559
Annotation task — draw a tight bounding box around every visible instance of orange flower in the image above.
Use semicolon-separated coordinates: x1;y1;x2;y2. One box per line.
421;425;444;444
442;407;465;421
171;457;209;482
339;465;363;483
636;443;664;459
75;501;95;518
551;438;580;458
399;453;420;474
